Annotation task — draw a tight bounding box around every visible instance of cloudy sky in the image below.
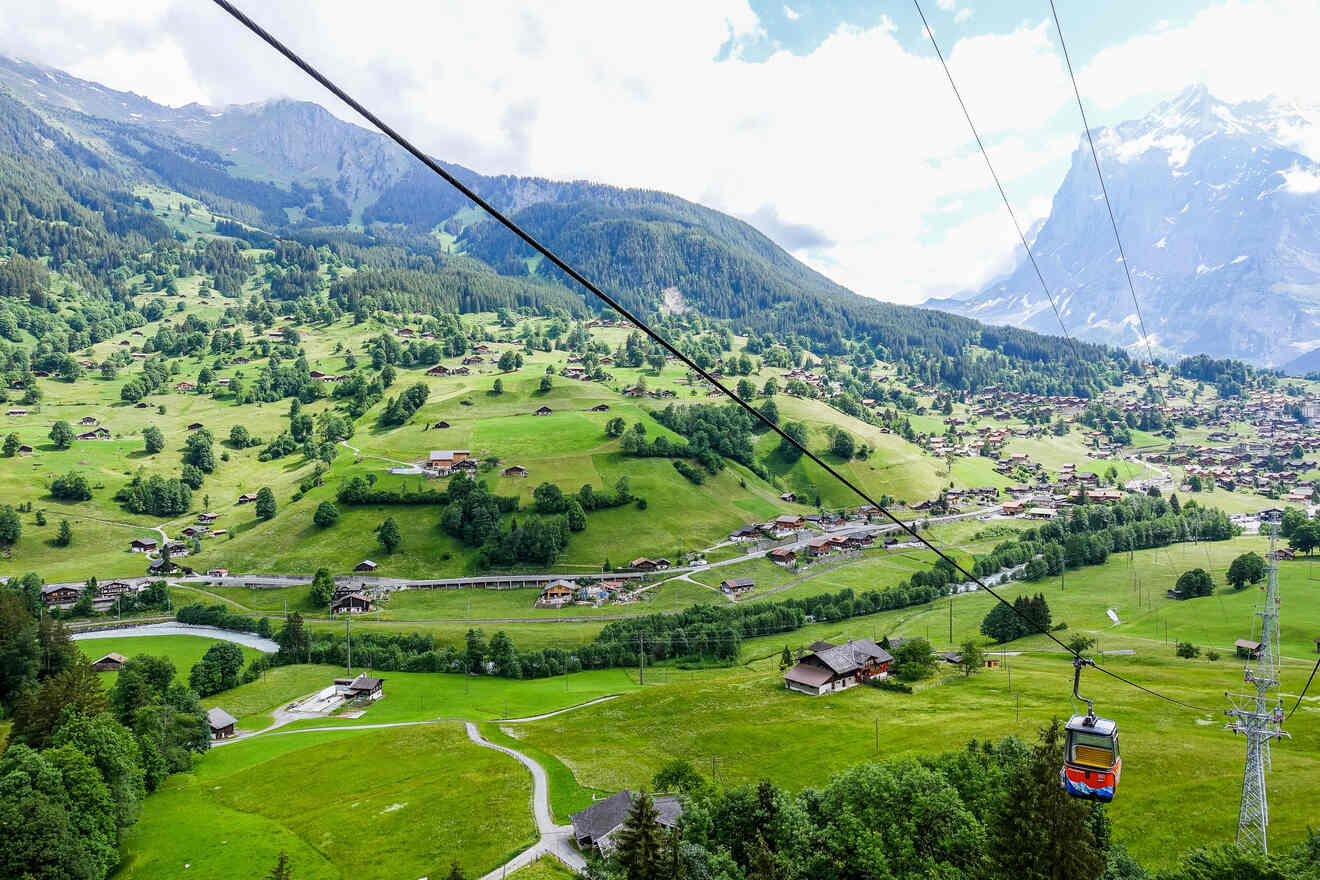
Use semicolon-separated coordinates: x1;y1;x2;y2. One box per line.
3;0;1318;304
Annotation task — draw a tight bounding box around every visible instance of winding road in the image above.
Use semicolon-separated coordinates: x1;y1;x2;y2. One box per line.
467;722;588;878
211;692;617;875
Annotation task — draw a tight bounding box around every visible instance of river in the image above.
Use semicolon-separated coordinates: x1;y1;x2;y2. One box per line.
71;622;279;652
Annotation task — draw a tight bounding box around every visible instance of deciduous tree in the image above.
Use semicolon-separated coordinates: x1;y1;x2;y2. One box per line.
255;487;277;520
313;501;339;528
142;425;165;455
49;420;74;449
1227;552;1267;590
378;516;401;553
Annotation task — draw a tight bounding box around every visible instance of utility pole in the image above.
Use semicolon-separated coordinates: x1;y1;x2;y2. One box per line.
345;616;351;676
1225;523;1290;852
948;589;954;647
638;632;645;687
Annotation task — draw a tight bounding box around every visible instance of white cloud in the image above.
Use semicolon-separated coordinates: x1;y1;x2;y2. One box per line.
954;8;973;24
783;5;800;21
1081;0;1320;111
2;0;1312;308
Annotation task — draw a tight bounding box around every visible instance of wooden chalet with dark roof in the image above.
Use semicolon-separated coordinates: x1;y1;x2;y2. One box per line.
783;639;893;696
41;584;82;607
571;791;683;855
335;673;385;701
720;577;755;596
331;592;375;616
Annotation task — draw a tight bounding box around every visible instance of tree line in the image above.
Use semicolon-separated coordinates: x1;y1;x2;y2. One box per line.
587;728;1320;880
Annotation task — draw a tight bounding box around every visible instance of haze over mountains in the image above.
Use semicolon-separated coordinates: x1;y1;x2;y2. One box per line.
932;86;1320;369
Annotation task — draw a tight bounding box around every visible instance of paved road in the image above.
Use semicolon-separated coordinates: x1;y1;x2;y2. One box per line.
339;439;416;468
467;723;586;879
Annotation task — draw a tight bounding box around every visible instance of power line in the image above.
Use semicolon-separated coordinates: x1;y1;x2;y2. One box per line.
1285;655;1320;721
212;0;1212;715
910;0;1081;365
1047;0;1156;366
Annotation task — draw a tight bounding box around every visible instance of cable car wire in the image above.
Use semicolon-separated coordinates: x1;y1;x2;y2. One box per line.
910;0;1080;364
211;0;1215;715
1047;0;1157;367
1285;654;1320;720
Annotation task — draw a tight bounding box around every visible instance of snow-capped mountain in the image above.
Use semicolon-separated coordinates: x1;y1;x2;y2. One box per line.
932;86;1320;368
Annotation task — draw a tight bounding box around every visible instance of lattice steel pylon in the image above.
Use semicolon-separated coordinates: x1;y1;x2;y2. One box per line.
1224;523;1290;851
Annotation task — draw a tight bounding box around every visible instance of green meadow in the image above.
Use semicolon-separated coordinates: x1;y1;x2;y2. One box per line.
507;650;1320;869
113;724;535;880
80;634;265;688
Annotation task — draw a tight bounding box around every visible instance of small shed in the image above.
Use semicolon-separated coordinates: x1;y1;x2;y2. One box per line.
92;652;128;672
533;405;553;416
355;559;378;572
207;707;237;740
1235;639;1263;659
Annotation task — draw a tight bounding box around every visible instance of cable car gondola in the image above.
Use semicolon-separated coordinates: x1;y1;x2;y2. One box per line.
1061;658;1121;802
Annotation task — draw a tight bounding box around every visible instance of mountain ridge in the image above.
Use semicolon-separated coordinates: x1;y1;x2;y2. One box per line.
939;85;1320;368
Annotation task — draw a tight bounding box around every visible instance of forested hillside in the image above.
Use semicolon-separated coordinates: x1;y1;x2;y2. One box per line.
0;55;1131;396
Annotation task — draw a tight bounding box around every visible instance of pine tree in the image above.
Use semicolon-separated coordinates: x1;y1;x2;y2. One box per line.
267;851;293;880
659;825;687;880
54;519;72;547
748;833;788;880
990;720;1105;880
780;646;792;670
614;792;664;880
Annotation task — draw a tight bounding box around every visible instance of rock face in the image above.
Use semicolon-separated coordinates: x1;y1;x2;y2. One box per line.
938;86;1320;367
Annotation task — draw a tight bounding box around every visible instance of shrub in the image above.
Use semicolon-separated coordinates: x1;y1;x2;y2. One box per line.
49;471;92;501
